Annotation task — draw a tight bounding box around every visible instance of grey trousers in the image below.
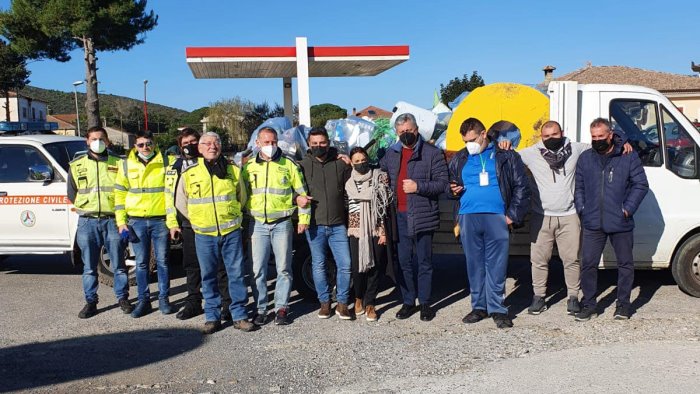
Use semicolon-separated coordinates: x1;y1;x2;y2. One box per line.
530;213;581;298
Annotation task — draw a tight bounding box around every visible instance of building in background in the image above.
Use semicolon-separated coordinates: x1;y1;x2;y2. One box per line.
0;92;48;123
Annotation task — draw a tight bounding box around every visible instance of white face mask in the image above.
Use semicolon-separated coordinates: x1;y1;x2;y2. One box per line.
466;141;482;155
260;145;277;158
89;139;106;154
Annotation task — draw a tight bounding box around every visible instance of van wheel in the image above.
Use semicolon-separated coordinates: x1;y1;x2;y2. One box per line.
671;234;700;297
97;243;153;287
291;241;337;301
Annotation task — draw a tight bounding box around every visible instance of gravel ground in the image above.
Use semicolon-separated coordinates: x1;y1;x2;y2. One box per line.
1;253;699;393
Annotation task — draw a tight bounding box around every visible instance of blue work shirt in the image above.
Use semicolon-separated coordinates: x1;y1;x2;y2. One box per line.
458;144;505;215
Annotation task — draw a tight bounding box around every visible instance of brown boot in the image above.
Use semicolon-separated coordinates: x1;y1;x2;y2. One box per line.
354;298;364;316
336;303;352;320
318;301;332;319
365;305;378;322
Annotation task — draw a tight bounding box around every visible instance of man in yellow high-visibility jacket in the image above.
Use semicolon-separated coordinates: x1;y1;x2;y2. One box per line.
168;132;256;334
242;127;310;326
115;130;172;318
68;126;132;318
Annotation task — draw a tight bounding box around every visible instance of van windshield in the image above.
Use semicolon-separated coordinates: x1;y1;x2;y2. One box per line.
43;141;87;172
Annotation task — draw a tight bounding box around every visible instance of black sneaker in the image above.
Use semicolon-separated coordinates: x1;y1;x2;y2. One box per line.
253;312;267;326
419;304;435;321
78;302;98;319
462;309;488;324
130;300;153;318
118;298;133;314
274;308;289;325
613;303;631;320
527;296;547;315
176;302;203;320
202;320;222;335
567;296;581;315
395;304;416;320
575;306;597;321
492;312;514;329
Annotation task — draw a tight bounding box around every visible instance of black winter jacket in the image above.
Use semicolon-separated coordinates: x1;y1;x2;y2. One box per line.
574;139;649;233
447;147;531;228
379;137;449;236
299;147;351;226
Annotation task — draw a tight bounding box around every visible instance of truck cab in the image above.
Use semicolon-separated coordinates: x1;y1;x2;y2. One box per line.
550;81;700;295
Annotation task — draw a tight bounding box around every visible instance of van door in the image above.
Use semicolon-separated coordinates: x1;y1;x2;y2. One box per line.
0;144;71;252
601;94;700;268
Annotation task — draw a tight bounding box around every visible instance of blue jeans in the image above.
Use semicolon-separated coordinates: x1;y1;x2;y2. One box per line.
459;213;510;314
305;224;352;304
250;219;293;314
581;229;634;309
195;229;248;322
76;216;128;303
129;218;170;302
395;212;434;306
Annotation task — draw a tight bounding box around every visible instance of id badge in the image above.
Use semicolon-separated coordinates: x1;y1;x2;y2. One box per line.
479;171;489;186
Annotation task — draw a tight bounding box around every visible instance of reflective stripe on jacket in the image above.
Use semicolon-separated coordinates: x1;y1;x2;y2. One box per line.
114;149;168;226
69;153;121;216
242;152;310;225
182;158;243;236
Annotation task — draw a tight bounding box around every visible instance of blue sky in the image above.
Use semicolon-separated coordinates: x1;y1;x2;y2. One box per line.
2;0;698;114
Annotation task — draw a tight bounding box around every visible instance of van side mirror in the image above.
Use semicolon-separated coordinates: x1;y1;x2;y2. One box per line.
28;164;53;182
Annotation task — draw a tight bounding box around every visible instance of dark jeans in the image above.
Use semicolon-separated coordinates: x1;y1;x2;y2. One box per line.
181;222;230;308
349;235;387;306
395;212;434;306
580;228;634;309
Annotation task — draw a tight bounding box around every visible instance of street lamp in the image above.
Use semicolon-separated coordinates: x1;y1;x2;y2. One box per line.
143;79;148;131
72;80;84;136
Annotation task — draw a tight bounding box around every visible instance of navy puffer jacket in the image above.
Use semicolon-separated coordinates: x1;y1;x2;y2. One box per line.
380;137;448;236
447;147;531;228
574;139;649;232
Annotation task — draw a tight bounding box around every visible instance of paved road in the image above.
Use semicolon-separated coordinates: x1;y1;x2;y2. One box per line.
1;253;699;393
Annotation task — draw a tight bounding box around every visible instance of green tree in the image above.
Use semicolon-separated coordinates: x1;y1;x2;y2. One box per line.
207;97;252;147
439;71;485;107
310;103;346;128
0;0;158;131
0;39;29;121
178;106;209;130
242;101;284;134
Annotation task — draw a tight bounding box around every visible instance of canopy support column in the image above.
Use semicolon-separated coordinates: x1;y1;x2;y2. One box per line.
283;77;293;122
295;37;311;127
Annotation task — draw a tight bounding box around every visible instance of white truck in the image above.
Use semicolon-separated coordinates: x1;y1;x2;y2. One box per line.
434;81;700;297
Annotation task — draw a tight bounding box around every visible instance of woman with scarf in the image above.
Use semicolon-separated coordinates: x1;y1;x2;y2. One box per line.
345;146;393;321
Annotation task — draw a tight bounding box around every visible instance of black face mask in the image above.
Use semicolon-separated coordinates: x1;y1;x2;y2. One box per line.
543;137;564;151
399;132;417;147
354;162;370;175
592;139;611;153
181;143;199;159
311;146;328;158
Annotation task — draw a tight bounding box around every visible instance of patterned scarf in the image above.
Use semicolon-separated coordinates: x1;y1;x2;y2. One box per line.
539;140;572;182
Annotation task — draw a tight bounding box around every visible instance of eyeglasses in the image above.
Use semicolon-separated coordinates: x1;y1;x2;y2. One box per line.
135;141;154;148
199;141;221;147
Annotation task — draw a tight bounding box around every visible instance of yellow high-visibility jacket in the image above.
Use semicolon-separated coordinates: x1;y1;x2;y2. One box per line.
242;152;310;225
114;149;168;226
178;157;243;236
68;153;121;216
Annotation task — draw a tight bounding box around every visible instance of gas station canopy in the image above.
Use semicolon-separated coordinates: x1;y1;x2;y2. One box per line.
185;37;409;126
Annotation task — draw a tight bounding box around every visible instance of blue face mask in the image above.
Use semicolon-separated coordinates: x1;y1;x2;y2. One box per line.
138;151;156;161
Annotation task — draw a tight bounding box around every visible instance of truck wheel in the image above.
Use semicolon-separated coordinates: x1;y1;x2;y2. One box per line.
671;234;700;297
291;241;337;301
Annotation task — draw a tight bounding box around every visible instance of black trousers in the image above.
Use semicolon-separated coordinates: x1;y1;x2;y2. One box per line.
349;235;387;306
181;221;230;307
580;228;634;309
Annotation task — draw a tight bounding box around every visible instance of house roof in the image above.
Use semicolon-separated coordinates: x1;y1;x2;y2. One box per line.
6;91;46;102
47;114;76;129
556;65;700;93
50;114;77;124
354;105;392;119
186;45;409;78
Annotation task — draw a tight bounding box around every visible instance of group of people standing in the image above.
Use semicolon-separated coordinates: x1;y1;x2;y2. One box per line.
68;111;649;333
